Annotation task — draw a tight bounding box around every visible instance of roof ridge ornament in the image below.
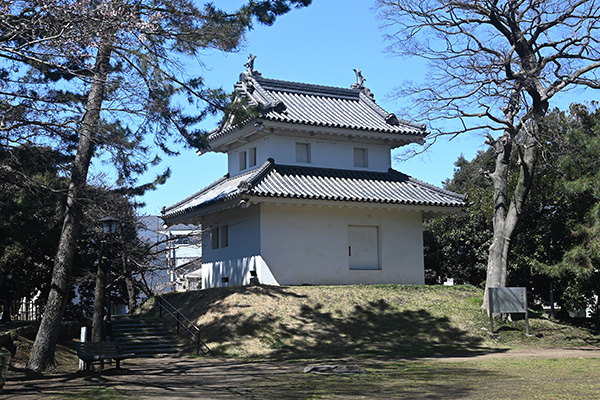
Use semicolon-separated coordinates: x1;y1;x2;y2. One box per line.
385;113;400;126
351;68;366;88
238;180;252;192
243;53;262;78
264;99;287;114
351;68;374;100
244;54;256;72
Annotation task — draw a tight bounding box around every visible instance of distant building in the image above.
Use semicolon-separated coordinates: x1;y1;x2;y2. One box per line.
162;59;466;289
161;225;202;291
138;215;202;292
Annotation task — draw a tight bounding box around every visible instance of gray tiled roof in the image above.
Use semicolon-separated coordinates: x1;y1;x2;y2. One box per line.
208;72;427;141
162;159;466;222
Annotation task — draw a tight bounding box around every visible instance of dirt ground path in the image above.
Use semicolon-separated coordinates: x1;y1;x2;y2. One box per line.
420;346;600;361
3;348;600;399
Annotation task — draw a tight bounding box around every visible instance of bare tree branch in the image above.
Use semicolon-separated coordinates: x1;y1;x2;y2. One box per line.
377;0;600;308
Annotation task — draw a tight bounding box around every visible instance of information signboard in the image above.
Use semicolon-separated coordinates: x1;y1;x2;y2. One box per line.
488;287;530;335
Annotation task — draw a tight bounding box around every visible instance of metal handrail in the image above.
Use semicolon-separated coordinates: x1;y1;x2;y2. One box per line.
155;294;211;355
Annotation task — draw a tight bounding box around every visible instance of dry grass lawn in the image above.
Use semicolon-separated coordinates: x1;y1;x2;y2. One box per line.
136;285;598;359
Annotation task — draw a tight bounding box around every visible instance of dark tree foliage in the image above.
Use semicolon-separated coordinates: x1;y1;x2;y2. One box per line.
378;0;600;308
424;150;494;285
425;104;600;315
0;145;151;320
506;106;597;309
537;104;600;316
1;0;312;372
69;184;145;320
0;145;69;299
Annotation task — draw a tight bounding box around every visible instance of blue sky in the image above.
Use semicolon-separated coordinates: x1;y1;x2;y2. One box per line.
137;0;591;216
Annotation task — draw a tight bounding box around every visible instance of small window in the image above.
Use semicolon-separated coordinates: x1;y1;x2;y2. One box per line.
211;225;228;249
220;225;228;248
296;142;311;163
211;227;219;249
176;237;190;245
249;147;257;167
239;151;247;171
354;148;368;168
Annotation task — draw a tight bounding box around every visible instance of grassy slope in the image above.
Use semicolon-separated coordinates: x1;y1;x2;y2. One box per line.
136;285;598;359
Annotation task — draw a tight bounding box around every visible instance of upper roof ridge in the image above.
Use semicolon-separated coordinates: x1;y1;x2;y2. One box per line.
240;55;363;99
207;57;429;141
252;75;362;100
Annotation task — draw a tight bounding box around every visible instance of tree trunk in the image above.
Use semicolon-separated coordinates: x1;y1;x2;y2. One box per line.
483;128;539;310
27;40;114;373
135;276;154;299
122;251;137;314
125;272;137;314
92;253;107;342
485;131;512;290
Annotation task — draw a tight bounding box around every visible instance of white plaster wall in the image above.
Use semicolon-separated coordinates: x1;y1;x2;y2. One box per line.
201;204;280;288
228;134;392;176
174;244;202;259
174;257;198;268
203;255;278;288
259;203;425;285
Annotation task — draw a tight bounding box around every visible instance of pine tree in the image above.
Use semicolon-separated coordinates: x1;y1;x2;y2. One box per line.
1;0;311;372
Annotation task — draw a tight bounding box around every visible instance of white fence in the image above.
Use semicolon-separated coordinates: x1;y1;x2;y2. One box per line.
9;298;41;321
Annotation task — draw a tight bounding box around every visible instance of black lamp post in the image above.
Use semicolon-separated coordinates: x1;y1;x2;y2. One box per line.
100;216;119;339
543;206;556;320
100;216;120;235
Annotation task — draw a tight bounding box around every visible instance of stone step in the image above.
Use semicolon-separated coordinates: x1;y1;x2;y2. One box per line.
114;326;171;332
111;317;180;358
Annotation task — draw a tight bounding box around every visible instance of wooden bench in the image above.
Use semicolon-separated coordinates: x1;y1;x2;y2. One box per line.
76;341;132;370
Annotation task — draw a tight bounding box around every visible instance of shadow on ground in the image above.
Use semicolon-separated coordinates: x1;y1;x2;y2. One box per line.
3;357;310;399
140;285;307;321
196;294;491;359
3;356;504;400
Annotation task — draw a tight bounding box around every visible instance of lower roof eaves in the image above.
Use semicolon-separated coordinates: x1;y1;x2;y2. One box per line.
161;159;467;226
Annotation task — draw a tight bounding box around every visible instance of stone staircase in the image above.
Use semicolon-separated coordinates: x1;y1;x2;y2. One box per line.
110;316;180;358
